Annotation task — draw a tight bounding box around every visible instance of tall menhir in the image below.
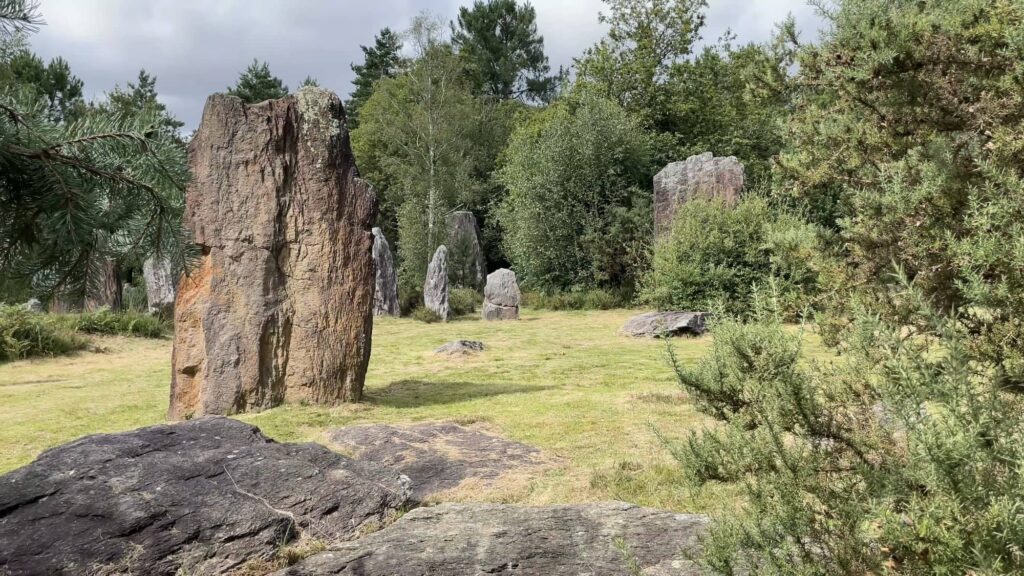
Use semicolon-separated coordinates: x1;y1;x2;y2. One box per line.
169;88;377;419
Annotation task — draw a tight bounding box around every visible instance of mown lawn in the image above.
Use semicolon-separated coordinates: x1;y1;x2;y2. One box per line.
0;308;830;515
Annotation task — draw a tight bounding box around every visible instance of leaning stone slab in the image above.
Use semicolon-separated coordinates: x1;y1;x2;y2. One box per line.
170;87;377;419
423;245;450;320
372;227;400;317
621;311;710;337
0;417;409;576
482;268;520;321
654;152;744;238
272;502;708;576
434;340;486;356
328;422;550;502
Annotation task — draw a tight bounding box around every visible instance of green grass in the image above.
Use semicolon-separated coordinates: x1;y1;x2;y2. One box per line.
0;309;831;515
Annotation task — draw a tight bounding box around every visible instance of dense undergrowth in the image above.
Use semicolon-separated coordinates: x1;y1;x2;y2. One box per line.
0;305;168;361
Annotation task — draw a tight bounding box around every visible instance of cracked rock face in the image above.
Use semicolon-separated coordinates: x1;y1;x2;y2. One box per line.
482;268;520;321
371;228;400;317
0;418;409;576
654;152;744;238
423;245;450;321
273;502;708;576
169;88;377;419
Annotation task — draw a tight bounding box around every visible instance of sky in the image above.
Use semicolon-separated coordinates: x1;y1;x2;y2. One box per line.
30;0;825;130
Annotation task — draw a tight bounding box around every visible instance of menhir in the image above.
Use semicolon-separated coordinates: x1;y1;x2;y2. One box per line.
169;88;377;419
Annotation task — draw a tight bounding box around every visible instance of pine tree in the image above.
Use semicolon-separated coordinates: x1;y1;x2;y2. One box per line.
346;28;403;126
226;59;288;103
451;0;555;102
105;69;184;134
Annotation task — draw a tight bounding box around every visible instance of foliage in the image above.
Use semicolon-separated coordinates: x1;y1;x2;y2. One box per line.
0;47;82;122
59;308;166;338
640;197;826;319
409;306;443;324
520;288;631;311
226;59;288;103
103;69;183;134
497;88;652;291
449;287;482;316
346;27;403;127
669;283;1024;575
776;0;1024;386
451;0;555;103
0;304;87;361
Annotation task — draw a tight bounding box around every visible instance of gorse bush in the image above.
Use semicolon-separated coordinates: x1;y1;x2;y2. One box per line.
61;308;167;338
668;285;1024;574
520;288;631;311
409;306;443;324
0;305;87;361
640;197;825;319
449;287;482;317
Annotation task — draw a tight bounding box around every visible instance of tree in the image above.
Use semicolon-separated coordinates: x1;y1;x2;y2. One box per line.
497;88;652;291
575;0;706;131
299;75;319;88
0;47;84;123
346;27;403;126
104;69;184;135
352;16;482;292
226;59;288;103
451;0;555;102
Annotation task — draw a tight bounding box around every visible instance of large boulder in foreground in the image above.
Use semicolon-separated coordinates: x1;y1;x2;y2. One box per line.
482;268;520;321
446;210;486;290
654;152;744;238
328;422;550;502
0;418;410;576
143;256;176;316
621;311;709;338
372;227;400;317
423;245;450;320
274;502;708;576
170;88;377;419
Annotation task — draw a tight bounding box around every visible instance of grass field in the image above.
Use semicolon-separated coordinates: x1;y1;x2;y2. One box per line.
0;308;829;515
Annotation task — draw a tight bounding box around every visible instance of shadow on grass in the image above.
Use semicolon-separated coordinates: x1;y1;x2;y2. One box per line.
366;379;556;408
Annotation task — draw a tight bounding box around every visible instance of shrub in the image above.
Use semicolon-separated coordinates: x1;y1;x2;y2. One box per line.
397;282;423;317
449;287;482;317
520;288;631;311
0;305;87;361
640;197;826;319
61;308;167;338
667;286;1024;574
409;307;443;324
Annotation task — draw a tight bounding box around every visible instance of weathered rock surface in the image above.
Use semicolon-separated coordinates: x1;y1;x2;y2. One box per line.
22;298;43;313
434;340;486;356
654;152;744;238
621;311;709;338
482;268;520;321
371;227;400;317
170;88;377;419
274;502;708;576
446;210;486;290
423;245;450;321
143;257;176;316
328;422;550;502
0;417;410;576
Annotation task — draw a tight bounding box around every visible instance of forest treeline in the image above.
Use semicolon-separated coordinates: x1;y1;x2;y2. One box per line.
2;0;1023;572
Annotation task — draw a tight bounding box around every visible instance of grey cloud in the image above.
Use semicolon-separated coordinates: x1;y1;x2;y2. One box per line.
31;0;823;131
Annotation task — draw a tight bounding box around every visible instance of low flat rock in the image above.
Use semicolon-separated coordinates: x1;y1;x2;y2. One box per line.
621;311;709;338
328;422;549;502
273;502;708;576
434;340;486;356
0;417;410;576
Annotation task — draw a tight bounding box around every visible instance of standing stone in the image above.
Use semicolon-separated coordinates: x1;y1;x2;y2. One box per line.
169;88;377;420
23;298;43;313
654;152;744;238
423;245;450;321
143;257;176;316
446;211;485;290
482;268;520;321
372;228;400;317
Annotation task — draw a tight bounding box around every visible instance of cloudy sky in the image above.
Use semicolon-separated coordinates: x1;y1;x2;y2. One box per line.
30;0;825;130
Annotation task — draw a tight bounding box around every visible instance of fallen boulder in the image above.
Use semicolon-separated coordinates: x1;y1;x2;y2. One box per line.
654;152;744;238
482;268;520;321
423;245;450;321
372;227;400;317
0;417;410;576
169;87;377;418
273;502;708;576
434;340;486;356
328;422;550;502
621;311;709;338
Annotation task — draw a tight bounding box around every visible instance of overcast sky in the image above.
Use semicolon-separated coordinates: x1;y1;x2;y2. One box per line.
29;0;825;130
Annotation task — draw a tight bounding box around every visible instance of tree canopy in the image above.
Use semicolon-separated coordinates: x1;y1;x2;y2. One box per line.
226;59;288;103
